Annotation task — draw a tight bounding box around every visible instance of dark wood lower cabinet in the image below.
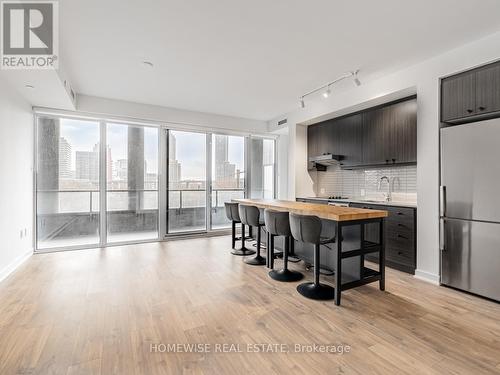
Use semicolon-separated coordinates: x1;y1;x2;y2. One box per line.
350;203;417;274
295;199;417;274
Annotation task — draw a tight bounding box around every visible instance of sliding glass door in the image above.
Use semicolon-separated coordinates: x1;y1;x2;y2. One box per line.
106;123;159;242
211;134;245;229
167;130;207;233
35;114;276;250
249;137;276;199
36;117;101;249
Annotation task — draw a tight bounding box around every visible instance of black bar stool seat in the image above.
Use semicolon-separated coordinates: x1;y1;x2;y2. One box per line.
264;209;303;282
239;205;266;266
290;213;336;300
224;202;255;256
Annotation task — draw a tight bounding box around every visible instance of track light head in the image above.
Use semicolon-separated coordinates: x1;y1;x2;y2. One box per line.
300;97;305;108
352;70;361;86
323;86;331;98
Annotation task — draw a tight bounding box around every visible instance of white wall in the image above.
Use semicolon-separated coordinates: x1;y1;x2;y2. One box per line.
269;30;500;283
74;95;268;134
0;76;34;281
276;131;288;199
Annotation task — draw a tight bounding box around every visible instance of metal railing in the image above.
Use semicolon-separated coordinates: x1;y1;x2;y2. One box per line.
37;189;158;214
37;188;244;214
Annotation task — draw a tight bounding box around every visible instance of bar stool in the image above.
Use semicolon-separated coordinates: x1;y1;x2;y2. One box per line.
224;202;255;256
264;209;303;282
289;213;336;300
238;205;266;266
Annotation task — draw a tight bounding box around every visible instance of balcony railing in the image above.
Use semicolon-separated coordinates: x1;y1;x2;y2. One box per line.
37;188;244;236
168;188;244;211
37;188;244;214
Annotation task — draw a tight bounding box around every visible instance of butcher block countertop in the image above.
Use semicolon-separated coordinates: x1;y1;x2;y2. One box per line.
233;199;388;222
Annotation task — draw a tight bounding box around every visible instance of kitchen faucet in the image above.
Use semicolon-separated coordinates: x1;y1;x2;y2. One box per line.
378;176;391;202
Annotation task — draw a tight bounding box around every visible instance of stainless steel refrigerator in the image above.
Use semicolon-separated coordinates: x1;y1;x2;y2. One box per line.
440;118;500;302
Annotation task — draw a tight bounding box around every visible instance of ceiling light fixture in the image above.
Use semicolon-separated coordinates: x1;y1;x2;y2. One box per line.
142;61;154;68
299;69;361;108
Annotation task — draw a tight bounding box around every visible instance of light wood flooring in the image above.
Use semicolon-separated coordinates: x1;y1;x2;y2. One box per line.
0;236;499;374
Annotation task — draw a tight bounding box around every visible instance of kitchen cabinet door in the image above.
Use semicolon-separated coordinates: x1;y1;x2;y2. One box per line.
441;71;476;122
476;62;500;116
334;114;363;168
307;124;318;159
317;122;332;156
362;108;389;165
388;99;417;164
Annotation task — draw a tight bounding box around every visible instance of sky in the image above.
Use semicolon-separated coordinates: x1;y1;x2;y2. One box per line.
59;119;247;181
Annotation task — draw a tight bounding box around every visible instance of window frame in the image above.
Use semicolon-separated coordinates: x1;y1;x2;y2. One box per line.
33;112;277;252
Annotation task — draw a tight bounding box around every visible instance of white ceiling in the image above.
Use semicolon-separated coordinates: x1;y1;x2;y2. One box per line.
59;0;500;121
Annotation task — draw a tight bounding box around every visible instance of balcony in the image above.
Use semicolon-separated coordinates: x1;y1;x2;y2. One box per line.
36;188;244;249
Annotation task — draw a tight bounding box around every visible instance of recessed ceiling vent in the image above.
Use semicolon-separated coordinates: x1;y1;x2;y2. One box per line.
277;118;287;126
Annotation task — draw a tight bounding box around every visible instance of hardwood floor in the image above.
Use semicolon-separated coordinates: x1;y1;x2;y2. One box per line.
0;236;499;375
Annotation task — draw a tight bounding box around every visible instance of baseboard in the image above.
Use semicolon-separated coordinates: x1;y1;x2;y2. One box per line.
414;269;440;285
0;249;33;284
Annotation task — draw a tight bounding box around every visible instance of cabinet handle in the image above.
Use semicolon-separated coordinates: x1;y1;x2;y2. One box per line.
398;251;403;255
392;158;396;163
397;234;408;239
397;223;404;227
479;106;486;111
466;109;474;114
397;212;403;215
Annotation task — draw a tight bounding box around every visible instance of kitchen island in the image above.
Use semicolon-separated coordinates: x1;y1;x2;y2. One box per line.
233;199;388;305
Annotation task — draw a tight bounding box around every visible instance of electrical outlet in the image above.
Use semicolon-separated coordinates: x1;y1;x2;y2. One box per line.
320;188;325;195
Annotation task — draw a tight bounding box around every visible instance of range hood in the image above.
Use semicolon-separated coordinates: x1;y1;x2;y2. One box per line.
308;153;342;171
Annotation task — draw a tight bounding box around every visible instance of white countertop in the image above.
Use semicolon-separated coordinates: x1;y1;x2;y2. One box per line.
298;197;417;208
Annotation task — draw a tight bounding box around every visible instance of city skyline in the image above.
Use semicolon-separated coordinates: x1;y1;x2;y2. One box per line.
58;127;245;190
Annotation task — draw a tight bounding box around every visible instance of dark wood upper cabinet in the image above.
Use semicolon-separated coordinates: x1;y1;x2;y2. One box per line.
441;71;476;122
390;98;417;164
334;114;363;167
476;62;500;116
441;60;500;123
307;124;318;159
308;96;417;168
361;108;388;165
362;98;417;166
307;122;331;158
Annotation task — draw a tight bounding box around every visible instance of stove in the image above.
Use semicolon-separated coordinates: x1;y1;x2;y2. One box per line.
328;196;349;200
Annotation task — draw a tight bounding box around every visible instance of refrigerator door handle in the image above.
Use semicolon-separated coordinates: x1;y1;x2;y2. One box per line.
439;185;446;217
439;218;446;252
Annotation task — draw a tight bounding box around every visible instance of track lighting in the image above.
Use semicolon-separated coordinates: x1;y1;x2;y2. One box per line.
299;69;361;108
352;70;361;86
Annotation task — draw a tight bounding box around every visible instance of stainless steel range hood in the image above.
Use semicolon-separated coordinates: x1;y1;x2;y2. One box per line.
308;153;342;171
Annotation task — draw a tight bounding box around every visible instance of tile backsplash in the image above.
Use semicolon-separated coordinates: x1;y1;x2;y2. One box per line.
311;164;417;203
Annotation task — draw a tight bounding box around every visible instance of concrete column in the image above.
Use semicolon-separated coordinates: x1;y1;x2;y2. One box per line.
37;118;60;214
127;127;144;211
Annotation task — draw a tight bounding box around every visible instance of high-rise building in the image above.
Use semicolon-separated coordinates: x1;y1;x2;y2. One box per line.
214;135;237;188
59;137;72;179
115;159;128;180
75;143;99;183
168;133;182;188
